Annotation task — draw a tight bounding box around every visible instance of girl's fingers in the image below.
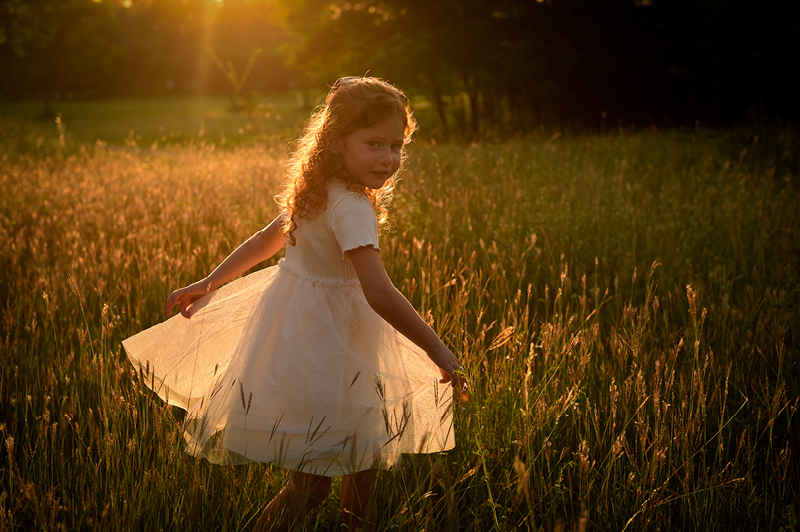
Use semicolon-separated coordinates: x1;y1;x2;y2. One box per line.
166;285;205;318
169;287;207;319
452;366;469;401
439;366;467;387
166;293;177;316
439;371;468;401
167;290;188;317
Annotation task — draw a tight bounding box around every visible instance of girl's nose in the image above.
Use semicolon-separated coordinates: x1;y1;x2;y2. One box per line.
378;147;392;164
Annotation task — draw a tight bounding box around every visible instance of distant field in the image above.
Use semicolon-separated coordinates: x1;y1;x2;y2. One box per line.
0;93;324;151
0;115;798;530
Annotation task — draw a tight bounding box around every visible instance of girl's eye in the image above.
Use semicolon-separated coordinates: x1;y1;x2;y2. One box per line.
368;141;380;148
391;144;402;151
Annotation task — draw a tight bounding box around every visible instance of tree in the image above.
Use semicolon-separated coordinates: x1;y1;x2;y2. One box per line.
0;0;121;115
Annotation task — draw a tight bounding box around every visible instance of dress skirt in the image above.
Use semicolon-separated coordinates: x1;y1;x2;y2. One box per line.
123;260;455;476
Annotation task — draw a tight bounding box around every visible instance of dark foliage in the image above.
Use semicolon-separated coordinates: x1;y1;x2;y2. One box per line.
0;0;796;129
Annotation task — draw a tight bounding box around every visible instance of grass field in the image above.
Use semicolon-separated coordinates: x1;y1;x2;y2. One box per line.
0;100;799;530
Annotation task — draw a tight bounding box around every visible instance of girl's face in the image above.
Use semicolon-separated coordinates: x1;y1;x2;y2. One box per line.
339;116;405;190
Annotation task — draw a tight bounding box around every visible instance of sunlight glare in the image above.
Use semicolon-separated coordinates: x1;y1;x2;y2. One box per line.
194;2;219;101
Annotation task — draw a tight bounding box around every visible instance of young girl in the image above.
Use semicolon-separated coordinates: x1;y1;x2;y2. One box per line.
123;76;465;531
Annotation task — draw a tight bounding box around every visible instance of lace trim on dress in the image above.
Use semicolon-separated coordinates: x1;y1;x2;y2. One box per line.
278;258;360;287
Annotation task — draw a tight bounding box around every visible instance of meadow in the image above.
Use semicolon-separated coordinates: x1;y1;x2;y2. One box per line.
0;100;798;530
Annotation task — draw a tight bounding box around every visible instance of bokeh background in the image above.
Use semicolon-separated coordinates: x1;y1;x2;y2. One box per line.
1;0;798;132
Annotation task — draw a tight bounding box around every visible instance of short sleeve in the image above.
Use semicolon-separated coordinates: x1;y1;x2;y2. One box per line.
328;193;380;255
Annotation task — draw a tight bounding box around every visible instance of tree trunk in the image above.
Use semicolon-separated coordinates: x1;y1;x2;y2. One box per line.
41;96;55;119
434;91;448;133
467;89;480;136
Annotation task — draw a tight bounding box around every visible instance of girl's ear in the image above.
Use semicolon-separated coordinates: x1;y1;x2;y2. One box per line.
327;132;344;154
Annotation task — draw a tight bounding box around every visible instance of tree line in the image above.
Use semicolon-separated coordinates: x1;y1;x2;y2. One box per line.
1;0;796;131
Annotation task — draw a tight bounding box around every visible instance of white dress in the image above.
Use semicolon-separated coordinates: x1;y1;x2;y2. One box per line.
122;180;455;476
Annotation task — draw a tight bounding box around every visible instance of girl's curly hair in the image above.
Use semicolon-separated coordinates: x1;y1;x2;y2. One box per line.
277;76;417;245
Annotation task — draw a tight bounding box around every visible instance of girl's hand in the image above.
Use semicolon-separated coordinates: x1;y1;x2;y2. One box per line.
348;246;469;400
164;216;287;319
166;279;214;319
427;346;469;400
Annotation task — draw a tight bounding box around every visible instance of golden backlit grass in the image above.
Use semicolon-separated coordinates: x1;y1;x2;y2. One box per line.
1;129;798;530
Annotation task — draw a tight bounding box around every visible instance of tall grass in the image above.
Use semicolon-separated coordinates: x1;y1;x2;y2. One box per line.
1;128;798;530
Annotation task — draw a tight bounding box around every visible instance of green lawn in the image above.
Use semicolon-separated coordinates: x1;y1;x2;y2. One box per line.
0;93;325;152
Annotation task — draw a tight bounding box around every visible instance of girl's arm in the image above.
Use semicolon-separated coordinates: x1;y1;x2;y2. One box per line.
166;215;286;318
348;246;465;390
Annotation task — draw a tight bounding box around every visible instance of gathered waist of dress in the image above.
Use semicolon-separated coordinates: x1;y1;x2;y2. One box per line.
277;258;360;287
